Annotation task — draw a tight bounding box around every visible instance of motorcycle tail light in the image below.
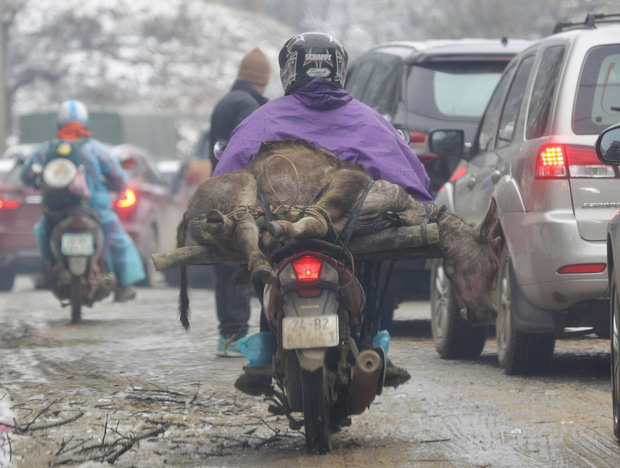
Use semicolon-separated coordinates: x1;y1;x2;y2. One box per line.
292;255;323;283
115;188;137;209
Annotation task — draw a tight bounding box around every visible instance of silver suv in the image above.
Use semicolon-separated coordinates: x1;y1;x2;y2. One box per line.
430;13;620;374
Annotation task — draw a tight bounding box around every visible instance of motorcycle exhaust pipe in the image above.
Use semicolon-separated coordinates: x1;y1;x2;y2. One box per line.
348;349;383;415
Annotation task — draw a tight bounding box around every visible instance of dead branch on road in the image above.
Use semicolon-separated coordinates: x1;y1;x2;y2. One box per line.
51;422;173;466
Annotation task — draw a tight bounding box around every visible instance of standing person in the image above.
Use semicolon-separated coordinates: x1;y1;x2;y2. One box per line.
21;100;145;301
209;47;271;357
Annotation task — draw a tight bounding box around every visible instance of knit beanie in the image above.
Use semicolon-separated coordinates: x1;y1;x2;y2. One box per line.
238;48;271;87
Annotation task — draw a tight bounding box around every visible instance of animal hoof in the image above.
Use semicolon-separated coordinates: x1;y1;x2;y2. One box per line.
261;232;277;248
253;264;276;284
206;209;225;223
268;221;284;239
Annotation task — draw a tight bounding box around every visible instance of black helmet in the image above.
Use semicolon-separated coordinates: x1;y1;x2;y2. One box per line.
278;32;348;95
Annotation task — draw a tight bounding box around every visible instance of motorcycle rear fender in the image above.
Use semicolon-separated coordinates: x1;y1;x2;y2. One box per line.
67;256;89;276
282;289;340;319
296;348;327;372
264;251;366;330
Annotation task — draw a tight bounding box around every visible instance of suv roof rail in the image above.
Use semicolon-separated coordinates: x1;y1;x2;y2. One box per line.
553;12;620;34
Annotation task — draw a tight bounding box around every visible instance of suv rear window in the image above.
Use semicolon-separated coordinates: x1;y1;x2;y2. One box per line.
406;61;506;120
574;44;620;135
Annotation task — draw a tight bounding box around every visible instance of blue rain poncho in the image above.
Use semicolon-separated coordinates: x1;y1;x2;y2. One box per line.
21;138;145;286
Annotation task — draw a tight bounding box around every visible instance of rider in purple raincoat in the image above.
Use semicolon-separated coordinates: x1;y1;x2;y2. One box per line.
214;32;433;204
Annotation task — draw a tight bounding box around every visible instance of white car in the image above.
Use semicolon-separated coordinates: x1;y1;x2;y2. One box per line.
431;14;620;375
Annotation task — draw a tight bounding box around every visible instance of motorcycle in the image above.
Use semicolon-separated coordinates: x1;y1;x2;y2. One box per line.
242;236;410;454
35;158;116;324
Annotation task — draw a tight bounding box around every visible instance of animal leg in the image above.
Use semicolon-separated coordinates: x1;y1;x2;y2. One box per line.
235;219;275;283
270;170;370;241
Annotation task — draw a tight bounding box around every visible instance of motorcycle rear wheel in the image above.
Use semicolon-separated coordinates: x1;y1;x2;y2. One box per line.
70;274;82;324
301;366;331;454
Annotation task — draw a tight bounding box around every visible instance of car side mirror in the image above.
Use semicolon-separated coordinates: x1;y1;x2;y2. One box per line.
595;123;620;165
427;129;465;159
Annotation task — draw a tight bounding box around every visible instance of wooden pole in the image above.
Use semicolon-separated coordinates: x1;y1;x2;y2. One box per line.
151;223;440;271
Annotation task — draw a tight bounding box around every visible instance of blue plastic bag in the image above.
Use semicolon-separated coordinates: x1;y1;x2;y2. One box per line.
238;331;276;367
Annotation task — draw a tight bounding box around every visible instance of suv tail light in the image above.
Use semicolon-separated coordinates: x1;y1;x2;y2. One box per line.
536;144;615;179
292;255;323;283
115;188;137;209
409;132;427;144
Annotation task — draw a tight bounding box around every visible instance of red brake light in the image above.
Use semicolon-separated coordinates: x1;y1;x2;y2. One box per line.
566;145;614;178
121;158;137;170
536;144;567;178
116;189;137;209
409;132;427;144
292;256;323;283
536;144;614;179
417;153;441;165
557;263;606;274
449;166;467;183
0;198;21;210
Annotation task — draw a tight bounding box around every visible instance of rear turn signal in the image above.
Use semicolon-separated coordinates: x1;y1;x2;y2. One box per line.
536;144;615;179
115;188;137;209
292;255;323;282
557;263;606;274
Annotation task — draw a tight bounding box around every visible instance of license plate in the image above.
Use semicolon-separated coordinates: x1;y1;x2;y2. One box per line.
282;315;339;350
61;233;94;256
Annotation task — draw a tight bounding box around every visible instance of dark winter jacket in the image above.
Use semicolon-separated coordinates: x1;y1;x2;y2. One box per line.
209;80;268;168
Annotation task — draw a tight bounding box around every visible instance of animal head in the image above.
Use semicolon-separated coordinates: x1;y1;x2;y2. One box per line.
441;198;502;326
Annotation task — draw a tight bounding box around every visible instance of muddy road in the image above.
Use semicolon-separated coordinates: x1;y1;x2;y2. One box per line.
1;276;619;467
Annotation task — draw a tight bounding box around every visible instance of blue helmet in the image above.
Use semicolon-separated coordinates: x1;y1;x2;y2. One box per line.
57;100;89;127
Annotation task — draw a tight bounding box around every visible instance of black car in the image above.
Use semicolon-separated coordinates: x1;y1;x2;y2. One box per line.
346;38;531;193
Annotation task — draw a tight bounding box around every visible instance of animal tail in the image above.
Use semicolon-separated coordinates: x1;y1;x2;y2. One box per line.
176;213;191;331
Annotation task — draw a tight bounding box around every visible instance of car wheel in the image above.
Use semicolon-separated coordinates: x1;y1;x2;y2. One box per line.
496;245;555;375
0;266;17;291
610;269;620;441
137;225;161;288
430;259;486;359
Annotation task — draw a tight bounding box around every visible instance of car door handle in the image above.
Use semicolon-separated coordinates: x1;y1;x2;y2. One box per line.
491;170;502;184
467;176;476;189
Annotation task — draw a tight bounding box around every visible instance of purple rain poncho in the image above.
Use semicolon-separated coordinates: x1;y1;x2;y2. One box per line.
214;79;433;204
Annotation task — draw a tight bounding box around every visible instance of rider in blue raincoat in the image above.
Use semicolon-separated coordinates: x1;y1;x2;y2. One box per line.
21;100;145;301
